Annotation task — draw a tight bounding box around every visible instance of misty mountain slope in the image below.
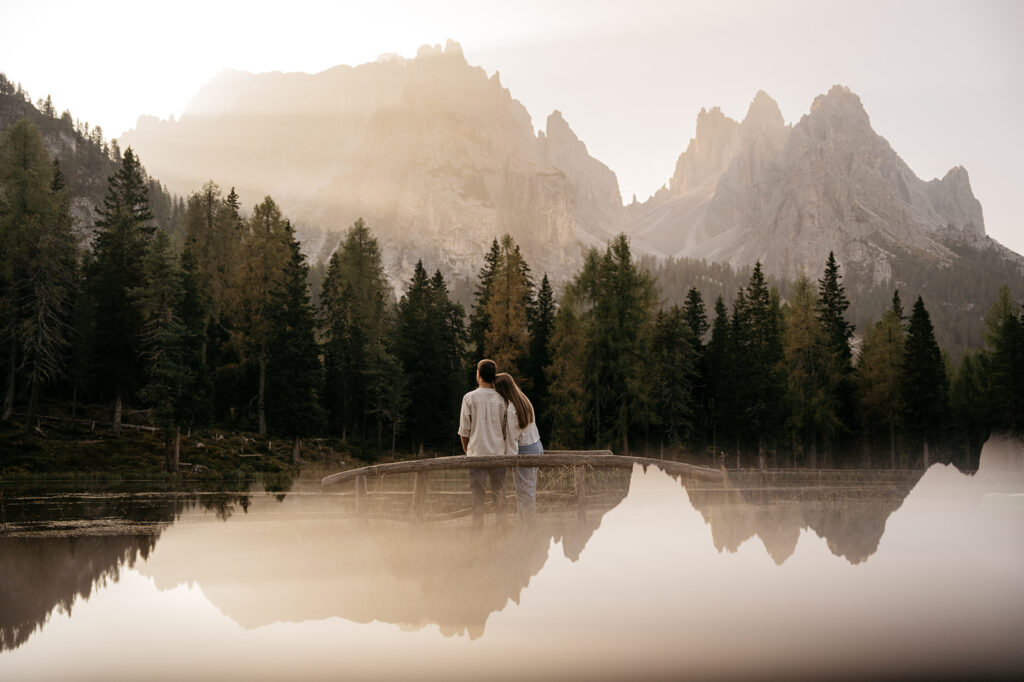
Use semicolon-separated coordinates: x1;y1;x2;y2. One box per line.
122;41;623;280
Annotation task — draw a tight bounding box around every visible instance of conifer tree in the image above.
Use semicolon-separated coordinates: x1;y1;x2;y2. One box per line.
682;287;709;441
527;273;556;437
468;238;501;362
732;262;784;467
782;274;839;466
20;160;77;432
901;296;948;466
982;286;1024;434
856;296;906;468
265;221;324;462
320;218;398;443
132;230;188;469
949;351;989;469
483;235;533;382
394;262;465;454
0;119;62;422
651;305;696;451
88;147;154;432
706;295;731;457
237;196;290;436
816;252;856;451
545;285;586;448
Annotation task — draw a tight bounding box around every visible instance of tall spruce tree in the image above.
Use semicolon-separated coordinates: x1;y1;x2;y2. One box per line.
468;238;501;362
706;295;731;458
983;286;1024;434
320;218;398;444
395;262;466;454
132;230;188;470
21;160;77;432
901;296;948;466
0;120;72;426
483;235;534;382
816;251;855;454
265;221;324;462
732;262;784;467
651;305;696;452
782;274;839;467
527;273;556;438
546;287;587;448
682;287;709;442
238;196;290;436
88;147;154;432
856;296;906;468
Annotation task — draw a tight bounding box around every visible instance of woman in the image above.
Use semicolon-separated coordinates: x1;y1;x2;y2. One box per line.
494;372;542;518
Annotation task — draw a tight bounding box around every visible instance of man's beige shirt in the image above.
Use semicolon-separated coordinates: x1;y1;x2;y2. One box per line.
458;387;506;456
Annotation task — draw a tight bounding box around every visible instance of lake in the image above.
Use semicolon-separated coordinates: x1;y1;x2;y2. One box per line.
2;435;1023;681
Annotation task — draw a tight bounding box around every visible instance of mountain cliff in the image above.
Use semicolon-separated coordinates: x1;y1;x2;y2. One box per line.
625;86;1017;284
121;41;620;280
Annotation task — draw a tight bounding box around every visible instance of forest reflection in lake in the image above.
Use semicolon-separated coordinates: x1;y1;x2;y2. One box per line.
2;435;1023;681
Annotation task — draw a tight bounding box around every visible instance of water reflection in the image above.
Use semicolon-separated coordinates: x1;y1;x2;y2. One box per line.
1;436;1022;680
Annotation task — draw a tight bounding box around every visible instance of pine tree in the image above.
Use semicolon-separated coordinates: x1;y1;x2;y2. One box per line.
483;235;534;381
733;262;784;467
394;262;465;454
468;238;501;362
20;159;77;432
320;218;397;443
983;286;1024;434
527;273;556;437
546;286;587;448
816;251;855;454
682;286;709;442
856;297;906;468
782;274;839;466
902;296;948;466
949;351;988;469
132;230;188;469
88;147;155;432
1;119;55;421
706;295;731;458
237;196;290;436
651;305;696;451
265;221;324;461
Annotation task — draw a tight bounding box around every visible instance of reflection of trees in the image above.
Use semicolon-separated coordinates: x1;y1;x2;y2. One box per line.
0;535;158;651
0;491;254;652
685;470;925;565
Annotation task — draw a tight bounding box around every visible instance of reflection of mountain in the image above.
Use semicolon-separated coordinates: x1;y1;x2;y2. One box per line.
140;472;632;639
685;470;926;565
0;492;251;651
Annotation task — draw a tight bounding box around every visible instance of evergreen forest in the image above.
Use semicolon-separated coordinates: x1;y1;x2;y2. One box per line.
1;82;1022;474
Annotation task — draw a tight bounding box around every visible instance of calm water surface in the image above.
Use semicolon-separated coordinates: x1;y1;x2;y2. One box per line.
2;436;1023;681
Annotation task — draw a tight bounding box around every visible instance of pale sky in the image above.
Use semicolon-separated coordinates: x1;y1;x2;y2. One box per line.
2;0;1022;254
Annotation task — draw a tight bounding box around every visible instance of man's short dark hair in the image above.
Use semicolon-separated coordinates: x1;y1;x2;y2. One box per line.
477;358;497;384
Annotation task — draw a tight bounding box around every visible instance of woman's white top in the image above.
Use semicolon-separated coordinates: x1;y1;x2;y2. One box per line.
505;403;541;454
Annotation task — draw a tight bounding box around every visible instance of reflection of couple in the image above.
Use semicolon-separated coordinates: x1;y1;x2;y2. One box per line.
458;359;544;520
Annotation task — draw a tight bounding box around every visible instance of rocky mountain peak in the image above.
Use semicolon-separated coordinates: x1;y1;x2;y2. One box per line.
669;106;740;196
803;84;872;136
740;90;785;138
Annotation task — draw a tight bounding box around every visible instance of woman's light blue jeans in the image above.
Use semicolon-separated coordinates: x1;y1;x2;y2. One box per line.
514;440;542;517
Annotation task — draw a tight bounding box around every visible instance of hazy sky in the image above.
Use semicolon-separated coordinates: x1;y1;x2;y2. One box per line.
2;0;1022;254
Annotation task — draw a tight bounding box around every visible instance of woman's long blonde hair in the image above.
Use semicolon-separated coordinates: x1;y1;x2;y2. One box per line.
494;373;534;429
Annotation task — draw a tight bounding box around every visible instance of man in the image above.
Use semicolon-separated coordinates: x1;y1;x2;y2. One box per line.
458;358;508;521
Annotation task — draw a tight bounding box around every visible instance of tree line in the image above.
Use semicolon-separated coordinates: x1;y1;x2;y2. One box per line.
1;116;1021;471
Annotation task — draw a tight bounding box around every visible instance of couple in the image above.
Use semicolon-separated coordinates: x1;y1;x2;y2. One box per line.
458;358;543;520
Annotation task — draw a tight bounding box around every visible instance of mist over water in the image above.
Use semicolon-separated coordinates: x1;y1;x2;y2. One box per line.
2;436;1023;681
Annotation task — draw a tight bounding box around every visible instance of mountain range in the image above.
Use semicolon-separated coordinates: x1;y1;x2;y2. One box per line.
119;41;1022;296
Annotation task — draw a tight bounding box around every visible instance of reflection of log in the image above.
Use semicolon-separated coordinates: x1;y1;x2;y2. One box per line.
322;451;722;487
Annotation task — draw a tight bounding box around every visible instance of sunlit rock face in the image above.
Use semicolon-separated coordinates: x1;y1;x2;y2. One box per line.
122;41;618;282
625;86;1015;281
